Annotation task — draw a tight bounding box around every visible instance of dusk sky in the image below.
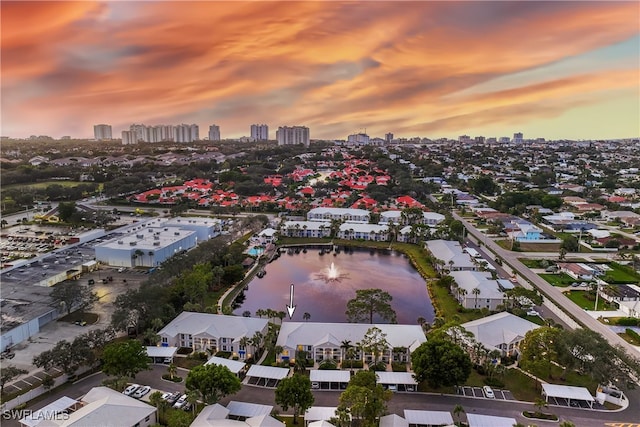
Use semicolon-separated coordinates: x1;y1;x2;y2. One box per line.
2;1;639;140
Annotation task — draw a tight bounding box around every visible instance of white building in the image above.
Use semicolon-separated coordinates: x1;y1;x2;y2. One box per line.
19;387;157;427
191;403;284;426
513;132;524;144
337;223;389;241
347;133;369;145
425;240;476;272
275;322;426;366
449;271;505;310
307;207;370;223
378;211;444;227
121;130;137;145
282;221;332;238
208;124;221;141
251;124;269;141
93;124;112;140
175;123;199;142
158;312;268;359
460;312;540;357
160;217;222;241
277;126;310;147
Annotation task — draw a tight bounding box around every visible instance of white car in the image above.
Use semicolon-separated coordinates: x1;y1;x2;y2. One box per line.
123;384;140;396
133;385;151;399
483;385;495;399
173;394;188;409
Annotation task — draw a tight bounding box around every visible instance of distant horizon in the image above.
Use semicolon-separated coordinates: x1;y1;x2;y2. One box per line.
2;1;638;140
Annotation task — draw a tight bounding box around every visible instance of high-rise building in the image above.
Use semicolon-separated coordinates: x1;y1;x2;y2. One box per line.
208;125;221;141
385;133;394;143
347;133;370;144
130;124;147;142
513;132;524;143
250;124;269;141
121;130;137;145
93;124;112;140
174;124;199;143
276;126;310;147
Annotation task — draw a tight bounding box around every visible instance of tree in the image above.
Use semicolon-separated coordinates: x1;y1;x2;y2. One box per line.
185;364;241;404
411;339;472;388
346;288;397;324
303;312;311;322
519;327;561;381
275;374;314;425
165;409;192;427
167;363;177;380
1;366;28;394
453;404;465;425
561;235;579;252
50;281;98;316
337;371;391;427
101;340;149;379
57;201;77;222
359;327;389;367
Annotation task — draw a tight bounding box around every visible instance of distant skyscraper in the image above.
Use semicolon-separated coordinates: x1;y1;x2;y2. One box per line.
93;124;112;140
208;125;221;141
174;124;199;143
513;132;524;143
347;133;370;144
385;133;393;143
251;124;269;141
277;126;310;147
121;130;137;145
458;135;471;143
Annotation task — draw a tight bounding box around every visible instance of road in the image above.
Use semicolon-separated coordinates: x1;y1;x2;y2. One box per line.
453;212;640;361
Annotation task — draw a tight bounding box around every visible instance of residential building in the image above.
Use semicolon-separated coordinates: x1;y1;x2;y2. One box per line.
158;312;268;359
93;124;112;140
191;403;284;426
424;240;476;272
281;221;332;238
275;322;426;365
208;124;221;141
513;132;524;143
347;133;370;144
121;130;137;145
460;312;540;357
449;271;506;310
307;207;370;223
20;386;157;427
251;124;269;141
379;210;444;227
385;132;393;143
175;123;199;142
337;223;389;241
277;126;310;147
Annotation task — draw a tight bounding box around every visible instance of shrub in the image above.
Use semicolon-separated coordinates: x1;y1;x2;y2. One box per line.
617;317;640;326
214;351;232;359
319;360;338;370
341;360;364;369
484;377;505;388
177;347;193;355
391;362;407;372
625;328;640;342
161;374;183;383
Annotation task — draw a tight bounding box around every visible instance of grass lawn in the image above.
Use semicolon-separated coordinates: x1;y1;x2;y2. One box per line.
429;283;486;323
527;364;598;392
171;357;205;370
539;273;576;287
3;180;97;190
519;258;544;268
602;263;640;284
563;290;615;311
518;242;562;252
618;332;640;346
503;368;544;402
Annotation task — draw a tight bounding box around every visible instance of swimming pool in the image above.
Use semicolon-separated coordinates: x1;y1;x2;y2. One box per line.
247;247;264;256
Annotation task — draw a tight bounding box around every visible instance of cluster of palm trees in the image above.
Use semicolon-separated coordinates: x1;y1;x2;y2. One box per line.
449;280;482;308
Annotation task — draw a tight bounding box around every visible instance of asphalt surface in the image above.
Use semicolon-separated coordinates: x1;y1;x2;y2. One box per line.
4;364;640;427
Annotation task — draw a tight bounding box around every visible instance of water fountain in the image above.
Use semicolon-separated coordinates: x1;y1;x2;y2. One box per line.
315;261;349;283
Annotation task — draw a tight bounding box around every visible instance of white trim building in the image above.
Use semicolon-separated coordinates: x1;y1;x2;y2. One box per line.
425;240;476;272
449;271;506;310
460;312;540;357
307;207;370;223
158;312;268;359
337;223;389;241
281;221;332;238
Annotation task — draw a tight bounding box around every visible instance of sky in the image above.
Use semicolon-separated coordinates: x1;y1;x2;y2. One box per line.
1;1;639;141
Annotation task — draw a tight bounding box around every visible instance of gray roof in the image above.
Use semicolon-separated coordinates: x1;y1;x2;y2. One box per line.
403;410;453;426
425;240;475;269
205;356;246;373
467;413;518;427
461;312;539;350
159;312;268;342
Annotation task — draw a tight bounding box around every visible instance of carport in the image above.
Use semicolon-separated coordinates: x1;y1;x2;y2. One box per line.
20;396;81;427
304;407;343;426
246;365;289;388
310;370;350;390
542;383;595;408
145;346;177;364
467;414;517;427
380;414;409;427
403;410;453;427
226;401;273;421
376;372;418;392
205;356;246;376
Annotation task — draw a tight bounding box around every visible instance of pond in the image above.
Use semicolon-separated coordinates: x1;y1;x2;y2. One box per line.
233;247;435;324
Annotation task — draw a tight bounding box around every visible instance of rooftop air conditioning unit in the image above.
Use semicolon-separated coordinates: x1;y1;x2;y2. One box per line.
118;241;124;244
136;234;143;238
153;242;160;246
129;242;136;246
174;232;180;236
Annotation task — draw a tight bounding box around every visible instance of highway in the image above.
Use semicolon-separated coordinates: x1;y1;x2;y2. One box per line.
453;212;640;362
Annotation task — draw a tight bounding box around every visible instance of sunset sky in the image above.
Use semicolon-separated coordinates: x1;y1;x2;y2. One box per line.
2;1;639;140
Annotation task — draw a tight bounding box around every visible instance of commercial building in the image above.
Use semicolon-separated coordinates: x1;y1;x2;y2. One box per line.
208;124;221;141
277;126;310;147
251;124;269;141
93;124;112;140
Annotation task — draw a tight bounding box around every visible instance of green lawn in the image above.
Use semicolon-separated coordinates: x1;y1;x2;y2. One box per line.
539;273;576;287
3;181;104;191
602;263;640;284
519;258;544;268
619;332;640;346
563;290;615;311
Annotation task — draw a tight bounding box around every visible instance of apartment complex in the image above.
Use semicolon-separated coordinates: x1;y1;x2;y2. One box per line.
93;124;112;140
277;126;310;147
121;123;199;144
250;124;269;141
208;124;221;141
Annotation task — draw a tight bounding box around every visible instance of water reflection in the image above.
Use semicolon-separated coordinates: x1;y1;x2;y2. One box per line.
232;247;435;324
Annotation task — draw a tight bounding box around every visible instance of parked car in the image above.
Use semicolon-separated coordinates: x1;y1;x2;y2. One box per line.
123;384;140;396
166;391;181;404
311;382;320;389
483;385;495;399
133;385;151;399
173;394;188;409
183;402;193;412
161;392;172;401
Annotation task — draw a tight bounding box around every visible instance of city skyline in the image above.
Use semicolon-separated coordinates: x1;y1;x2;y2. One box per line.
1;1;639;140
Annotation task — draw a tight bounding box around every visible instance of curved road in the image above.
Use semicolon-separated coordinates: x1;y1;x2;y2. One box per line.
453;212;640;362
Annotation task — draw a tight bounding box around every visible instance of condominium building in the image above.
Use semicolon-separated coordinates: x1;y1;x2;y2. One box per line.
513;132;524;143
208;124;221;141
121;130;137;145
250;124;269;141
277;125;310;147
175;123;199;142
385;132;394;143
93;124;112;140
347;133;369;144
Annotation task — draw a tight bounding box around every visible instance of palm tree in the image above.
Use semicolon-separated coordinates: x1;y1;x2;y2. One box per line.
274;345;283;364
340;340;353;364
457;288;468;305
277;311;286;324
167;363;177;380
303;312;311;322
186;389;199;415
134;249;144;267
242;310;251;317
255;309;265;318
239;336;251;358
472;287;481;309
452;404;465;425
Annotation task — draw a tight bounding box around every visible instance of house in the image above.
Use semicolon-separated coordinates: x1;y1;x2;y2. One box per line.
460;312;540;357
557;263;597;281
449;271;506;310
256;227;278;244
275;322;426;366
337;223;389;241
20;386;157;427
158;312;268;359
507;222;544;241
424;240;476;272
307;207;370;223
